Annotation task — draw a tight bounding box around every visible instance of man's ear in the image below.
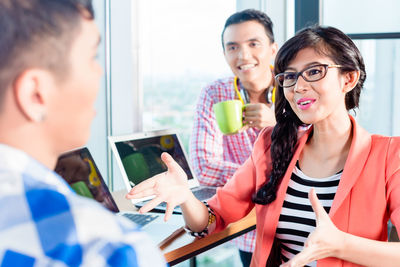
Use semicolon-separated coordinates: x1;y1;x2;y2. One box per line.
13;69;51;122
270;42;278;58
342;70;360;93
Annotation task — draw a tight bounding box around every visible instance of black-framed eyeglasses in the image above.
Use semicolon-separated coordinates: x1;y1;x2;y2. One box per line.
275;64;342;88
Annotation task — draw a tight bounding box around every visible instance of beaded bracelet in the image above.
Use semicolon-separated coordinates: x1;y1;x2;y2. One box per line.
185;202;216;238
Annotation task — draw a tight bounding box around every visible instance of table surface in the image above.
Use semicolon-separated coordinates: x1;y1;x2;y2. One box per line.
161;209;256;265
111;190;256;265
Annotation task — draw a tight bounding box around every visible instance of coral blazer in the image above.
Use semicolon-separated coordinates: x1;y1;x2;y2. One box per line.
208;116;400;267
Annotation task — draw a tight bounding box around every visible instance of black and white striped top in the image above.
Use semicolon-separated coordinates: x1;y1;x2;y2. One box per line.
275;165;341;267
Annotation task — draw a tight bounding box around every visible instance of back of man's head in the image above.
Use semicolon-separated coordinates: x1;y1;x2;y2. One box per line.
221;9;274;49
0;0;94;104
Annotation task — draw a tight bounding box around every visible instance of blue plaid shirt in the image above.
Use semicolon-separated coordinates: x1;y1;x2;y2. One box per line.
0;144;167;267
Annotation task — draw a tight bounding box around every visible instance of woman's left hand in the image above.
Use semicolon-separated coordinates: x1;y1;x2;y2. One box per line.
280;188;345;267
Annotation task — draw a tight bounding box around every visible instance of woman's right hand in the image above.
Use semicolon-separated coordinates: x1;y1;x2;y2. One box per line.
125;152;191;221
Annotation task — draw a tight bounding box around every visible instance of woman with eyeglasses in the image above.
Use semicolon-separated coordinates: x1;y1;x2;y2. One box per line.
127;26;400;267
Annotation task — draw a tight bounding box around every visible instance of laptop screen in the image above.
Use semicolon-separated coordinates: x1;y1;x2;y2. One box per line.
111;133;194;188
54;147;119;213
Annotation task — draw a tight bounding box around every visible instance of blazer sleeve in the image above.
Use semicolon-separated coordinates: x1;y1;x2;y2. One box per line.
207;127;273;232
386;136;400;228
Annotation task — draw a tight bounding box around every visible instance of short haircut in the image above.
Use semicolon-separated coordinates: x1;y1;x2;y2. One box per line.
0;0;94;104
221;9;275;50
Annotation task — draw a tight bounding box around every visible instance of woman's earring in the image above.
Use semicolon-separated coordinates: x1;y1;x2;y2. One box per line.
38;113;46;122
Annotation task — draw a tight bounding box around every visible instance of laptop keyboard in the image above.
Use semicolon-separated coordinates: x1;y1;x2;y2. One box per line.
158;202;167;208
122;213;159;227
192;187;216;201
156;188;216;208
134;187;216;214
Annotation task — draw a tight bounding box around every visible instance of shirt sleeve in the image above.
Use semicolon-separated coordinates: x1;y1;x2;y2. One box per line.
189;84;241;187
207;127;273;231
386;136;400;229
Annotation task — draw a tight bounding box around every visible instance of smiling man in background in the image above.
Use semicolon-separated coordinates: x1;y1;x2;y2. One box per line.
190;9;278;267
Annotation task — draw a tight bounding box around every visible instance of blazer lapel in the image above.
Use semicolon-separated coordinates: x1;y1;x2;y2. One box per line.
329;115;372;218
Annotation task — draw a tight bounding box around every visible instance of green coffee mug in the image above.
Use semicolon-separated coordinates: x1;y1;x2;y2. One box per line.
213;100;243;135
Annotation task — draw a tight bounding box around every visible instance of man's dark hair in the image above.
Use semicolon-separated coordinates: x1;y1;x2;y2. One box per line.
221;9;275;50
0;0;94;103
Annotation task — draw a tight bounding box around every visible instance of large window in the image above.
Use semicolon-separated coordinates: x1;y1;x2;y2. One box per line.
322;0;400;136
353;39;400;136
140;0;235;152
323;0;400;34
139;2;246;266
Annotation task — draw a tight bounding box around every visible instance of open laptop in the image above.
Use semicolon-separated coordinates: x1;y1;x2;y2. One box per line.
54;147;185;247
108;129;217;213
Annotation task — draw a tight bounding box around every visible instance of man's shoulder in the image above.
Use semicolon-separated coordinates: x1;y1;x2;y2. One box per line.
42;188;137;236
200;76;236;102
204;76;234;91
6;180;125;232
0;167;136;240
0;182;160;266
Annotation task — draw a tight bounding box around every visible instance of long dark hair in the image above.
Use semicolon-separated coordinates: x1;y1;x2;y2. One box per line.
252;26;366;205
